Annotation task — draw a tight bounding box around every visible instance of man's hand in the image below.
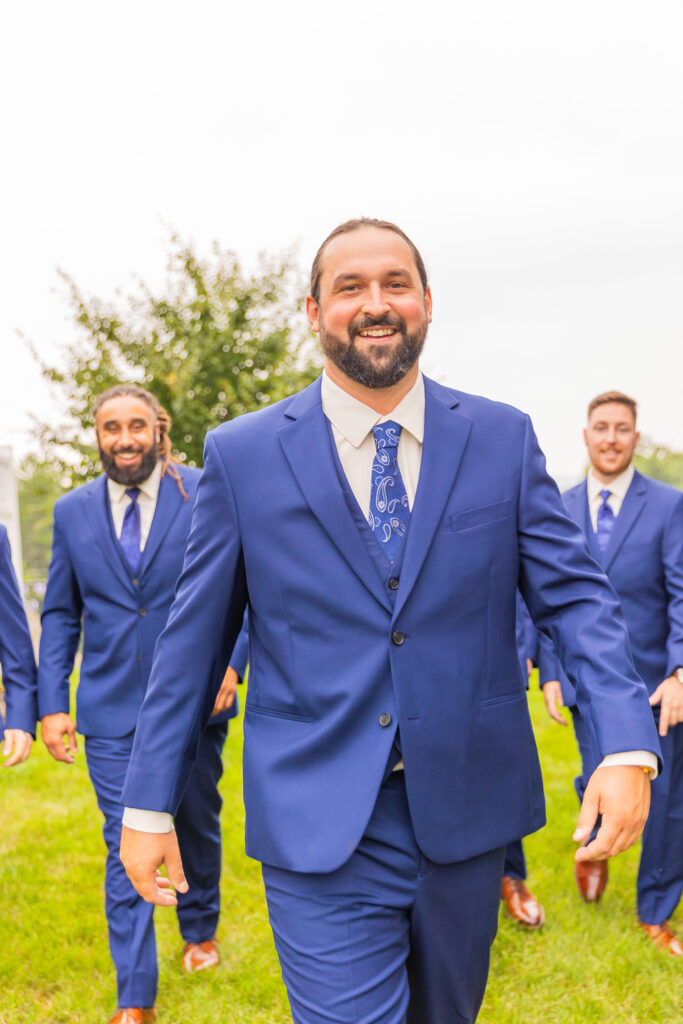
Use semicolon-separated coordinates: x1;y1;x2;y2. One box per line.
41;713;78;763
573;765;650;862
541;680;568;726
212;665;238;716
649;674;683;737
2;729;33;767
120;825;189;906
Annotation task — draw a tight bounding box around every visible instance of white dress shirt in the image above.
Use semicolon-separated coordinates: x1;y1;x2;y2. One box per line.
123;385;654;834
107;460;162;548
587;464;635;532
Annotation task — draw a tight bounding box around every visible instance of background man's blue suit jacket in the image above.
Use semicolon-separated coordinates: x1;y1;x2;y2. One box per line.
38;465;248;737
539;472;683;706
124;377;659;872
0;524;37;736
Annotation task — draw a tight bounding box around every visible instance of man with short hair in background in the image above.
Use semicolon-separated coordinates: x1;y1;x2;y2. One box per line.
38;385;248;1024
0;523;37;767
121;222;660;1024
541;390;683;954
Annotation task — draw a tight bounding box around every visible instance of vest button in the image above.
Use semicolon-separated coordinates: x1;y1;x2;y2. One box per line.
138;608;147;617
388;577;399;590
392;631;405;646
379;713;392;727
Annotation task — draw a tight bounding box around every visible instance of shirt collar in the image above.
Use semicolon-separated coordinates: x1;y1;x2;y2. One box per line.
320;370;425;448
587;463;635;503
107;458;162;504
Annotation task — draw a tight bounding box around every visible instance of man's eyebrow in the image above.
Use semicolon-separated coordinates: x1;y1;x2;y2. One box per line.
331;268;413;287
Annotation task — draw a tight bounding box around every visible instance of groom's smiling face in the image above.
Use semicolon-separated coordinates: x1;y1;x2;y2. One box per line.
306;226;432;390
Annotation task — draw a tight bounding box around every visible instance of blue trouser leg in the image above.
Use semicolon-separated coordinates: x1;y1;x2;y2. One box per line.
175;719;228;943
262;772;504;1024
570;705;602;843
85;735;157;1009
637;719;683;925
502;839;526;880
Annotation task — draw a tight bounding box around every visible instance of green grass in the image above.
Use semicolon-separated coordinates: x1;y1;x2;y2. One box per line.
1;686;681;1023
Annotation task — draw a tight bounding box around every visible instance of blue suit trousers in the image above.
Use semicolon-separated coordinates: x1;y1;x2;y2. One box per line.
638;720;683;925
262;772;505;1024
86;720;228;1007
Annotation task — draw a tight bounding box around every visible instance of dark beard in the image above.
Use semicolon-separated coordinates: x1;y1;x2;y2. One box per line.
320;313;427;389
99;444;158;486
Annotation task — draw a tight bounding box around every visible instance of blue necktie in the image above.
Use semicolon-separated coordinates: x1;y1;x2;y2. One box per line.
368;421;410;563
596;489;614;552
119;488;141;570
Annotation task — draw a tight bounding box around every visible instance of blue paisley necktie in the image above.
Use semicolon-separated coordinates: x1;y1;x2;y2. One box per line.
368;420;410;562
119;487;141;570
596;489;614;552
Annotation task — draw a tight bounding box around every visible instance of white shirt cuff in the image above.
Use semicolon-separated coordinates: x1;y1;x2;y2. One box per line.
122;808;175;833
599;750;658;780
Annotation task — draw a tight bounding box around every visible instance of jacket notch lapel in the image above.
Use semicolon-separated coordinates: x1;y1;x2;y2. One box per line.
393;385;471;619
140;472;185;576
83;477;135;591
603;472;647;571
279;385;391;612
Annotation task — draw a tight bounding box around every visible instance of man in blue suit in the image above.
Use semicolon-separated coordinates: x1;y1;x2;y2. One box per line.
1;523;37;766
121;221;660;1024
38;386;248;1024
539;391;683;955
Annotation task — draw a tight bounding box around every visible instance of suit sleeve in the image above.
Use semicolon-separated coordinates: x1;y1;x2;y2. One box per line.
37;511;83;719
0;529;37;734
228;608;249;681
516;416;661;767
662;491;683;678
124;431;248;813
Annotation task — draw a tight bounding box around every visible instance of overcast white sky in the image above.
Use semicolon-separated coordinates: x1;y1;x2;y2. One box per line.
2;0;682;484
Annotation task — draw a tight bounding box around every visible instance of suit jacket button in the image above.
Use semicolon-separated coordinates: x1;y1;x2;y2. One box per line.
388;577;399;590
132;577;139;586
379;713;392;727
392;630;405;646
138;608;147;617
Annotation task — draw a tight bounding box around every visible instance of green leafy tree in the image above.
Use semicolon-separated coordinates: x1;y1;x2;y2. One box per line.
27;234;322;485
17;455;69;606
634;438;683;490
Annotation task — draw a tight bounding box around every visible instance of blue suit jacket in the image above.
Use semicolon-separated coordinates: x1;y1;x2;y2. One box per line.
539;472;683;707
0;525;37;736
124;377;659;871
38;465;248;738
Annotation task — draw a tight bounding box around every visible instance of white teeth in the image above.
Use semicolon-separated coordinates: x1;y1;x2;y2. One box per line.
359;329;394;337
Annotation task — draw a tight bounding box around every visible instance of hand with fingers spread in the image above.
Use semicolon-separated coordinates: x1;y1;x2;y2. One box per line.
41;712;78;763
649;674;683;737
120;826;189;906
212;665;238;716
573;764;651;862
541;680;568;726
2;728;33;767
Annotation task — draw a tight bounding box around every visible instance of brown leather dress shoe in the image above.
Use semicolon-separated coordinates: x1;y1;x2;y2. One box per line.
500;876;545;928
107;1010;156;1024
640;921;683;956
181;938;221;972
574;858;608;902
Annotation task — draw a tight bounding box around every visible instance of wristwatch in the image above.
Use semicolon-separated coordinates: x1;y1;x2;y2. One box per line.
676;667;683;684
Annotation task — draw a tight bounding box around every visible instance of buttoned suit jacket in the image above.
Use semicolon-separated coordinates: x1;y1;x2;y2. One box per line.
0;525;37;736
538;472;683;707
123;377;659;873
38;465;248;737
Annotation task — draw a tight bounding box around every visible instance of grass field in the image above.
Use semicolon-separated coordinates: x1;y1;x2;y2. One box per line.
1;685;681;1024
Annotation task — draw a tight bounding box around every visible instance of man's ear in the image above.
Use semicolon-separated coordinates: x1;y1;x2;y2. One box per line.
306;295;321;334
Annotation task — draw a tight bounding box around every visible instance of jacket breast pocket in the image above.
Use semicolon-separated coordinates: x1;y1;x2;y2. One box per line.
450;500;512;533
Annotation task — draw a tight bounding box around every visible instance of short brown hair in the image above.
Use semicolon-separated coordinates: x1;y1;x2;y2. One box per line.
310;217;428;302
587;390;638;423
93;384;188;498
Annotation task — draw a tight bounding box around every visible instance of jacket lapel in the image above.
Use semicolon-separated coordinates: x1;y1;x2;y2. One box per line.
566;483;602;565
602;471;647;571
278;380;391;612
393;380;471;620
81;476;134;591
140;471;185;576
